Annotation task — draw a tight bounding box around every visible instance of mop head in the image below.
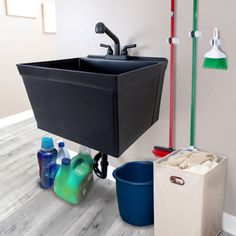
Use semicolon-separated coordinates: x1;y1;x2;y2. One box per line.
203;57;227;70
203;28;228;70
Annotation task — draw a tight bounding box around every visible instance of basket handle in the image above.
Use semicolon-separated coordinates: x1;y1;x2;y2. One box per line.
170;176;185;185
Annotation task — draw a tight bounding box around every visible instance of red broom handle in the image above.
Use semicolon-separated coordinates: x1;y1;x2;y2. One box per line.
169;0;175;149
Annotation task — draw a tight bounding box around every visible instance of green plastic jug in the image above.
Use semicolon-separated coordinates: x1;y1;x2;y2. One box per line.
53;146;93;204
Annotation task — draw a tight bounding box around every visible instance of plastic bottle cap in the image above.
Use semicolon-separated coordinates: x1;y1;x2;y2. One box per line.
62;158;71;166
41;137;54;151
58;142;65;148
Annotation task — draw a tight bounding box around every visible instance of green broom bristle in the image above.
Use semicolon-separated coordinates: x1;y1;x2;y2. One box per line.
203;57;228;70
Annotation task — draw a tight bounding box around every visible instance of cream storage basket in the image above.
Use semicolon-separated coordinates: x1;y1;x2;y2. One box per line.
154;149;227;236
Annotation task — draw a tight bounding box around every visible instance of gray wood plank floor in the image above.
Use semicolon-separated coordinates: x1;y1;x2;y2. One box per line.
0;118;232;236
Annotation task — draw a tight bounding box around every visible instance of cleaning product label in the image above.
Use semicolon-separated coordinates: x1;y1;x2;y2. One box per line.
80;172;93;197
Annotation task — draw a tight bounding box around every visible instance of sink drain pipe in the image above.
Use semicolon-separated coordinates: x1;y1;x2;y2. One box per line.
93;152;109;179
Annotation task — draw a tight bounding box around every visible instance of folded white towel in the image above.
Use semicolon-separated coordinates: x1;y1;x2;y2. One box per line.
161;150;219;174
186;161;218;175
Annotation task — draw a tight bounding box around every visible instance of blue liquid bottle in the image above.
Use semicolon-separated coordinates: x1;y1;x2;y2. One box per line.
37;137;58;189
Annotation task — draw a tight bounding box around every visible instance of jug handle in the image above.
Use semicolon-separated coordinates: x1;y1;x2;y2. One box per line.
73;158;84;170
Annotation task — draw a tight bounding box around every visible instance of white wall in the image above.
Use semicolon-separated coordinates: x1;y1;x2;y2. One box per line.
56;0;236;216
0;0;58;118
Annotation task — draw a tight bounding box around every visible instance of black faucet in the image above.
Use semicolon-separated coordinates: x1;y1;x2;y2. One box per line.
92;22;137;60
95;22;120;55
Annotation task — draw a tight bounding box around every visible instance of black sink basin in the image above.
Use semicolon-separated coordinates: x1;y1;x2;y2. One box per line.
30;57;162;75
17;56;168;157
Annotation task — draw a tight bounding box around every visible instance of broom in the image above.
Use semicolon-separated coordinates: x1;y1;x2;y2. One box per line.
189;0;202;148
203;28;228;70
152;0;178;158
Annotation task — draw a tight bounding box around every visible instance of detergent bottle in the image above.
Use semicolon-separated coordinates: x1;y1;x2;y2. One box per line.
37;137;58;189
53;149;93;204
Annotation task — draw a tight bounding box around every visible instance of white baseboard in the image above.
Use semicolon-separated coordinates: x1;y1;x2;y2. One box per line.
0;110;34;129
223;213;236;235
1;111;236;235
107;165;115;182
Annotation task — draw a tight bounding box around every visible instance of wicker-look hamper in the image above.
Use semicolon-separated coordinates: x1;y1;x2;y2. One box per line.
154;149;226;236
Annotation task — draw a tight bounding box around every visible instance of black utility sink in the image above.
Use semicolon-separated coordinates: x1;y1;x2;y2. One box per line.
17;56;168;157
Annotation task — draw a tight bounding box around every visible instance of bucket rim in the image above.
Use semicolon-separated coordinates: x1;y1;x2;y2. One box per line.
112;161;153;186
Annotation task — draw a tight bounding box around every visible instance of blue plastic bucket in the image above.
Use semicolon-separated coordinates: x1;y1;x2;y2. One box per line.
113;161;154;226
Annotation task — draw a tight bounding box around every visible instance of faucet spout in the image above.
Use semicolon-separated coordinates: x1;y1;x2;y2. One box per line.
95;22;120;55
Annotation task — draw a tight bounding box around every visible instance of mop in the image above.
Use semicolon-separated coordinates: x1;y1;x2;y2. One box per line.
203;28;228;70
189;0;201;148
152;0;179;158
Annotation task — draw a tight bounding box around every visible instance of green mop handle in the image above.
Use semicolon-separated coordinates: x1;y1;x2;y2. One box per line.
190;0;197;147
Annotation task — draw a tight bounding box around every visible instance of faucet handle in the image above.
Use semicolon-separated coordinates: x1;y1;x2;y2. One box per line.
121;44;137;56
100;43;113;55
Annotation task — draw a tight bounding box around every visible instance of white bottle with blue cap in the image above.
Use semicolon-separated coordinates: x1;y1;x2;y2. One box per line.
56;141;70;166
